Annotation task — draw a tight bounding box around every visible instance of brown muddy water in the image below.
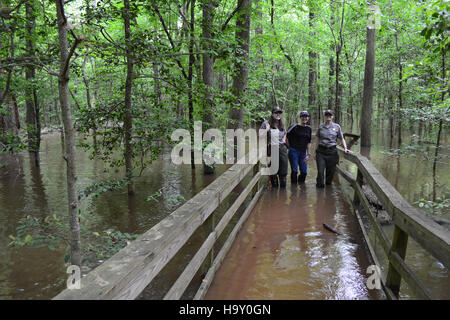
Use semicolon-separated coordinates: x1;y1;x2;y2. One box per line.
205;178;379;300
342;130;450;299
0;129;448;299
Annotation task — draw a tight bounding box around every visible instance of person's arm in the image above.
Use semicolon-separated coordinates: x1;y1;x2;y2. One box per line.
337;125;348;153
313;128;320;160
305;127;312;162
342;137;348;153
305;142;312;162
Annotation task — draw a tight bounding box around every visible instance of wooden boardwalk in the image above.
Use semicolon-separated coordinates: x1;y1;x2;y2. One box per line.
54;145;450;300
205;169;377;300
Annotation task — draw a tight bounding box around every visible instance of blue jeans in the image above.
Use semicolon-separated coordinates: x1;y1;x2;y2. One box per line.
288;147;308;176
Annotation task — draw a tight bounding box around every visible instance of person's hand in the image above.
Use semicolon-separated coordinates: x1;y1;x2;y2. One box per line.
304;155;310;162
344;148;349;153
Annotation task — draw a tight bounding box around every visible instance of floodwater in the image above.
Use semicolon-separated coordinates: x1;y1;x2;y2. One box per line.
0;128;448;299
345;130;450;300
205;175;379;300
0;133;229;299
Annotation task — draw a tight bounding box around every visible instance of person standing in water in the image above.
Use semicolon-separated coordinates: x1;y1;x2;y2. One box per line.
287;111;312;184
315;109;348;188
260;107;288;188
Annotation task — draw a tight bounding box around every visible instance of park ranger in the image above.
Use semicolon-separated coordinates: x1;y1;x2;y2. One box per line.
315;109;348;188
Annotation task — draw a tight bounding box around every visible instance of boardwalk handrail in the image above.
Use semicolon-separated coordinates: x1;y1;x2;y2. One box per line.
54;150;263;300
336;147;450;299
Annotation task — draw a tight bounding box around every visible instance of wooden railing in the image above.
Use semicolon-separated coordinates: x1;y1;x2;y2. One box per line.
54;151;263;300
336;147;450;300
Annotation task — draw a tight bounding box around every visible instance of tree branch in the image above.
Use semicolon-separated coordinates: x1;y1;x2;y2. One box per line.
0;0;27;19
61;30;83;80
153;4;188;80
221;0;244;32
270;0;298;80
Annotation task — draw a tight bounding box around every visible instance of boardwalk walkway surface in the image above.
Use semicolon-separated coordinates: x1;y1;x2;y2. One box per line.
205;166;379;300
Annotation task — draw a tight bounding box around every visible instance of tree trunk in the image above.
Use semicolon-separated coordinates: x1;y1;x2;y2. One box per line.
334;4;344;124
432;47;447;204
347;60;353;132
123;0;135;195
55;0;81;267
308;3;317;124
360;6;376;148
188;0;196;168
153;62;161;107
25;0;40;166
202;0;216;128
81;53;97;149
229;0;252;129
316;53;322;126
328;0;335;111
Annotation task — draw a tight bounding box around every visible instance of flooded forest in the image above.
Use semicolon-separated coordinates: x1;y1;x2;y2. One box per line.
0;0;448;300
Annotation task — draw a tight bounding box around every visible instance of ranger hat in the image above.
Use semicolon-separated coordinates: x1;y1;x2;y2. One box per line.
300;110;310;117
272;106;283;114
324;109;334;116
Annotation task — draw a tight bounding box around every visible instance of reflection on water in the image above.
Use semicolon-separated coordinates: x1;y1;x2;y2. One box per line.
342;129;450;299
0;133;227;299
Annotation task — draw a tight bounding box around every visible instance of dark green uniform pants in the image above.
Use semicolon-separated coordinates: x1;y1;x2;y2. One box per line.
315;146;339;187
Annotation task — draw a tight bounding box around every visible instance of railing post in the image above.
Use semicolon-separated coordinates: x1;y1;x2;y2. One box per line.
353;168;363;206
253;160;260;192
386;225;409;298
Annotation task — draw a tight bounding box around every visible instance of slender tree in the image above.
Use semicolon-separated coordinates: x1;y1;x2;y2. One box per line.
55;0;83;267
360;1;377;148
229;0;252;129
201;0;217;128
25;0;40;166
308;1;317;125
123;0;135;195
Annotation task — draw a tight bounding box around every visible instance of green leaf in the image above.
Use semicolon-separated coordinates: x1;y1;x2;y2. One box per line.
64;253;71;263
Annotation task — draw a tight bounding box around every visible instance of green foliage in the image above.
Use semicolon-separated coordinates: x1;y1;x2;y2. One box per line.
9;211;139;263
415;184;450;215
0;130;26;154
415;197;450;215
78;178;130;200
380;142;450;163
83;229;138;261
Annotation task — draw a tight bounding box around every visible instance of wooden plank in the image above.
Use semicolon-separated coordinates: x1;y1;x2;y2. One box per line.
338;183;396;300
337;165;391;255
337;161;435;300
335;165;355;184
353;181;392;256
163;172;261;300
54;159;257;300
386;226;409;297
193;186;264;300
338;147;450;267
388;251;433;300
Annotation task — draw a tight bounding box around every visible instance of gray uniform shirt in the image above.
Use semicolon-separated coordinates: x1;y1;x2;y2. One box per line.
316;122;343;147
260;121;286;145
